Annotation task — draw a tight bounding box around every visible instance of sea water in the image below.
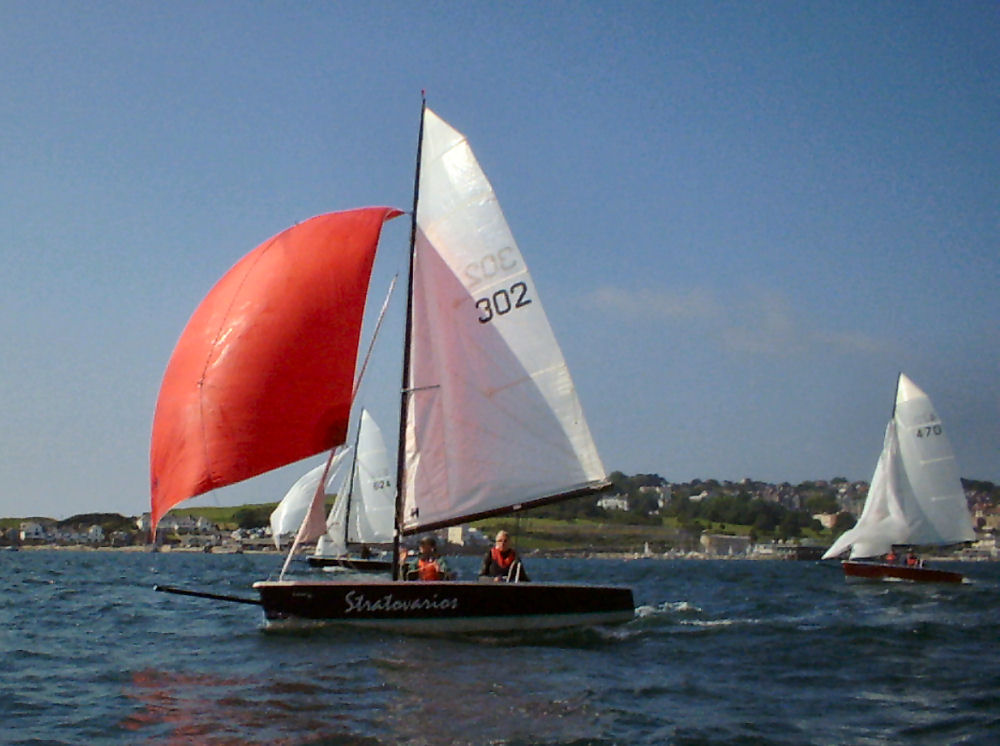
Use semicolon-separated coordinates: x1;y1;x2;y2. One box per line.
2;550;998;745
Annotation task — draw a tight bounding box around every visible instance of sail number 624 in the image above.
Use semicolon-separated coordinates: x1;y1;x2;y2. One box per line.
476;282;532;324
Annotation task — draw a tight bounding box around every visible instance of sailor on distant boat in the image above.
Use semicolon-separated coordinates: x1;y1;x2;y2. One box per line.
480;530;530;582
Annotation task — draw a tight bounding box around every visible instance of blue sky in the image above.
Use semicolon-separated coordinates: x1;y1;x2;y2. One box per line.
1;1;997;519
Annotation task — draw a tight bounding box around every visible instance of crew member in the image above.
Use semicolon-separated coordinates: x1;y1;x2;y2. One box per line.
479;530;529;582
406;536;455;581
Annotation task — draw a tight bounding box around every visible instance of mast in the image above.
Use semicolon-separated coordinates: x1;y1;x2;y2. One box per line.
392;95;427;580
892;371;901;419
342;409;365;549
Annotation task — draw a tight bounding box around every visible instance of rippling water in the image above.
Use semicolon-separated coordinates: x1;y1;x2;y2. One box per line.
2;550;998;745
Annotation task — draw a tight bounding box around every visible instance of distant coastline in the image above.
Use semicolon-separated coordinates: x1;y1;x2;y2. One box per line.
4;473;997;560
9;543;991;563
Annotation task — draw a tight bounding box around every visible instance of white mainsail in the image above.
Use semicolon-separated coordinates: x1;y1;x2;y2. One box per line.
400;108;607;533
318;409;394;556
822;374;974;560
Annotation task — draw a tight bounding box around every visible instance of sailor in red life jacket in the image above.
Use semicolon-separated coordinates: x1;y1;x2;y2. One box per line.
405;536;456;581
479;530;530;582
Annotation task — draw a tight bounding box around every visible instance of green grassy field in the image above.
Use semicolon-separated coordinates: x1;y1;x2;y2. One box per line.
469;516;824;554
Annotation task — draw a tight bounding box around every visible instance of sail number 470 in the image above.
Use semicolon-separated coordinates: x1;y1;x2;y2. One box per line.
476;282;532;324
915;425;943;438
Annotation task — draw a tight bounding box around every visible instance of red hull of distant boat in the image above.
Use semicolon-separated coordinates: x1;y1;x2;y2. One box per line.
842;560;964;584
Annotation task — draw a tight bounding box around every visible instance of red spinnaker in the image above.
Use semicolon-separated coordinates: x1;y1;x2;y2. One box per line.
150;207;402;531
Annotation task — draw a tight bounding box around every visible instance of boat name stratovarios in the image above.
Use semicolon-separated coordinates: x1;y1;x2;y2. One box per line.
343;590;459;614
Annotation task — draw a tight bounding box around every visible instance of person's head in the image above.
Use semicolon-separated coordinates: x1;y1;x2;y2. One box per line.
419;536;437;556
494;530;510;549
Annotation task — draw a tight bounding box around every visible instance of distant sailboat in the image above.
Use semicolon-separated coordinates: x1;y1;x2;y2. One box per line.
269;410;393;572
822;374;975;583
269;447;351;549
310;409;394;571
150;102;634;631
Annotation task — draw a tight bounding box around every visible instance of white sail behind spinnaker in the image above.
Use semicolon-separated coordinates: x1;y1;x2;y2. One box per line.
269;447;352;549
319;409;394;556
349;409;395;543
317;477;350;557
401;108;607;533
822;374;974;560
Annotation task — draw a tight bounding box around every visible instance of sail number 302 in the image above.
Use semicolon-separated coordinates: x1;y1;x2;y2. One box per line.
476;282;532;324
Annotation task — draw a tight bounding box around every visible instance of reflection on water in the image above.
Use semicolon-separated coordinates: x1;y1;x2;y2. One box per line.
374;639;607;745
120;634;620;745
123;670;255;744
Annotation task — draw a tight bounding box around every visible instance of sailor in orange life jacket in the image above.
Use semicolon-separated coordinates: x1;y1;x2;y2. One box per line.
405;536;455;581
479;530;530;582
